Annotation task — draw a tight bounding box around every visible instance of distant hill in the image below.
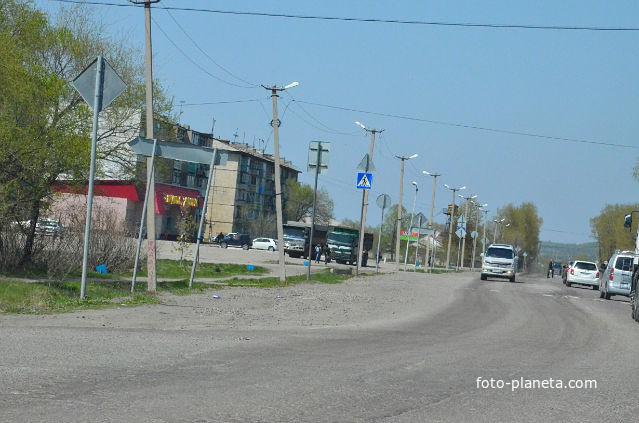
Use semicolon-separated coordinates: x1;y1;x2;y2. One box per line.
539;241;598;262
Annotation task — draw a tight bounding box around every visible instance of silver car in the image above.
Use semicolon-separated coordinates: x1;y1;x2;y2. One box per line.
565;261;599;289
600;252;635;300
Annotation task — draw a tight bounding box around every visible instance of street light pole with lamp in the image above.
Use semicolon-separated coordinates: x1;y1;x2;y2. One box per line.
355;121;383;276
423;170;441;272
472;203;488;270
403;181;418;272
482;208;489;255
444;184;466;269
262;81;299;282
394;153;418;271
459;193;477;269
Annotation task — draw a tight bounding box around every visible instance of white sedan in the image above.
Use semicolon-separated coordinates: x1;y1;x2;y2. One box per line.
252;238;278;251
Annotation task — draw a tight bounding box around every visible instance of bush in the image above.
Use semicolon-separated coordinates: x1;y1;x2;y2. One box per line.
0;203;144;279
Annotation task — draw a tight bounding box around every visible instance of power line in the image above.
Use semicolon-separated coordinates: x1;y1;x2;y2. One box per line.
164;8;258;87
151;16;256;89
295;100;638;150
177;99;261;107
50;1;639;32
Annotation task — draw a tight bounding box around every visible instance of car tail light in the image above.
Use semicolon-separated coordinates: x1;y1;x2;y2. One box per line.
610;268;614;281
570;268;574;275
596;272;600;278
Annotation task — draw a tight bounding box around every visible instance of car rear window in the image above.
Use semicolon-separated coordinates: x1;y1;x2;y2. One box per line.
614;256;633;271
575;262;596;271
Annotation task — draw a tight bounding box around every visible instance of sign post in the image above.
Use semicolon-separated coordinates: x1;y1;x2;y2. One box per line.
71;56;126;299
307;141;330;280
356;153;375;276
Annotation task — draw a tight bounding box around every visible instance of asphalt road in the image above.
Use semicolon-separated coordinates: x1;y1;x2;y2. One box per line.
2;272;639;422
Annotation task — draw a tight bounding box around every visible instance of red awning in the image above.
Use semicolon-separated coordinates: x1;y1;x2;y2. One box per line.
53;182;139;201
154;184;203;215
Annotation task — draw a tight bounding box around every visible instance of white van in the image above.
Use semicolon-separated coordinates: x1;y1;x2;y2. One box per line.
481;244;518;282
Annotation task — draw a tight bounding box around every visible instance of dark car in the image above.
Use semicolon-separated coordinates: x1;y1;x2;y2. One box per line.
220;233;252;250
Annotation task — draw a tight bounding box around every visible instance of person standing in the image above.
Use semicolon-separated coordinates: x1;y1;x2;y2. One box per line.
315;244;321;263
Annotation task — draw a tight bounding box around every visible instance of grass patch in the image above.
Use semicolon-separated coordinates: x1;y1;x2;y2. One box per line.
0;269;351;314
225;269;351;288
131;260;269;279
0;281;159;314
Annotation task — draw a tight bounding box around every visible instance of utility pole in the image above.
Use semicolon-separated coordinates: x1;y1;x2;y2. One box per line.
394;154;418;271
459;194;477;269
262;82;299;282
423;171;440;273
131;0;160;292
472;203;487;270
355;122;382;276
444;184;466;269
482;209;489;256
403;182;418;272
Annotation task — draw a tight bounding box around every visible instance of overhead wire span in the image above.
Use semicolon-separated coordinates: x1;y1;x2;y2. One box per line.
164;8;258;88
295;100;638;150
151;15;256;89
50;1;639;32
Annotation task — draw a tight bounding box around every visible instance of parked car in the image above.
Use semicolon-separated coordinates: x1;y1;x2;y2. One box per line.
252;237;278;251
599;251;636;300
219;233;252;250
565;261;599;290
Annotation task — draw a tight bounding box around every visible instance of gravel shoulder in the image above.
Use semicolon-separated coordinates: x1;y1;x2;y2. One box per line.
0;271;475;332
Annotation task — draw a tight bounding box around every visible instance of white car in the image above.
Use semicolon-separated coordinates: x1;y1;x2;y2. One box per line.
565;260;599;289
252;237;278;251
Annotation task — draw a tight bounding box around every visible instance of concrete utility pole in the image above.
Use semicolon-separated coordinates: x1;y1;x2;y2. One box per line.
472;203;488;270
444;184;466;269
403;182;418;272
394;154;418;271
355;122;383;277
459;194;477;269
423;171;440;273
262;82;299;282
131;0;160;292
482;209;489;255
493;217;506;244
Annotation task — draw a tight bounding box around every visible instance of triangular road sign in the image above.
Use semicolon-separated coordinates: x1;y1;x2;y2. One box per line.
357;173;372;189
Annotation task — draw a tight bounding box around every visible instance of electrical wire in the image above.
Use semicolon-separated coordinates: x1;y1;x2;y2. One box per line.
177;99;261;107
296;100;638;150
164;8;259;88
50;1;639;32
151;15;256;89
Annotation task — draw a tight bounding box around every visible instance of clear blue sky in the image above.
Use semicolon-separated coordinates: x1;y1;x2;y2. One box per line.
40;0;639;244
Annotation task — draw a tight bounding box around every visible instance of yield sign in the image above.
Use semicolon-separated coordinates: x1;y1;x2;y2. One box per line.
356;173;372;189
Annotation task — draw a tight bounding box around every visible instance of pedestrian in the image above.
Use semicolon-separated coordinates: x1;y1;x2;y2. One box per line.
315;244;321;263
324;245;331;264
362;250;368;267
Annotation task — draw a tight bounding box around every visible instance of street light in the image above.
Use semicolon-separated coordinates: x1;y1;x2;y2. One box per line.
262;81;299;282
444;184;466;269
423;170;441;272
472;203;488;270
394;153;418;271
458;193;477;269
493;218;509;243
403;181;418;271
355;121;383;276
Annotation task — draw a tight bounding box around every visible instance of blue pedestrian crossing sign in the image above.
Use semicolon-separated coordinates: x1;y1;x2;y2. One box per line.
356;173;373;189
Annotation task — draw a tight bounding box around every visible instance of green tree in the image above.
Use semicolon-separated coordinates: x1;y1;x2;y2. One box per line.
590;203;638;262
283;179;334;226
497;202;543;267
0;1;172;267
